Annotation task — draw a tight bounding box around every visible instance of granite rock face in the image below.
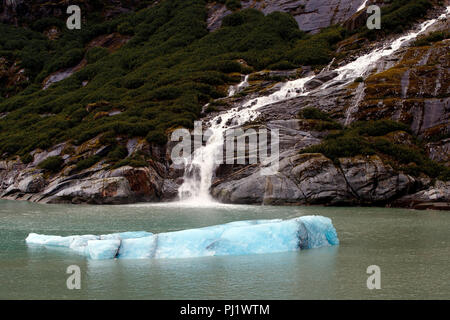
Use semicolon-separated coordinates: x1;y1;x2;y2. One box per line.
355;40;450;140
208;9;450;210
0;134;172;204
0;162;166;204
212;154;419;206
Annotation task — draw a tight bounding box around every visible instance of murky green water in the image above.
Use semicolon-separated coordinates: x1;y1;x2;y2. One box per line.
0;199;449;299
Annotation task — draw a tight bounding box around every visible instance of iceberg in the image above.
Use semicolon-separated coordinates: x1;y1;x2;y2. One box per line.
117;236;158;259
25;216;339;260
88;239;121;260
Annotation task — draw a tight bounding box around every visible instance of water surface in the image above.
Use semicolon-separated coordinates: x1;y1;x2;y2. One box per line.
0;200;449;299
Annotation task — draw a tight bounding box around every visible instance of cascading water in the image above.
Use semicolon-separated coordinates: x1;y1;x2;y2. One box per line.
177;8;449;204
228;75;249;97
177;75;314;203
336;9;449;81
357;0;369;12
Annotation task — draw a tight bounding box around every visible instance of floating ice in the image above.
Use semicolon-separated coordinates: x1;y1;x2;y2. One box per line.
117;236;158;259
88;240;121;260
25;216;339;260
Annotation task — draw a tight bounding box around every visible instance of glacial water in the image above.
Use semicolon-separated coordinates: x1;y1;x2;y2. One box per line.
1;199;449;300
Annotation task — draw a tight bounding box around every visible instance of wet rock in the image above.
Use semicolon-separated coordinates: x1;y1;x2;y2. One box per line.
31;143;65;167
17;174;46;193
212;153;420;206
316;71;339;82
358;40;450;141
340;155;416;202
426;138;450;164
304;71;339;90
161;179;179;201
343;5;368;31
0;169;45;197
304;79;324;91
206;2;232;31
38;166;164;204
0;144;168;204
211;172;266;204
249;70;300;82
1;3;449;210
289;154;352;204
392;181;450;210
46;177;133;205
42;60;86;90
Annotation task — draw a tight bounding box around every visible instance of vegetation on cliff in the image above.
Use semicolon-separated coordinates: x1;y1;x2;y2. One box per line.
0;0;437;171
361;0;433;39
301;118;450;181
0;0;340;165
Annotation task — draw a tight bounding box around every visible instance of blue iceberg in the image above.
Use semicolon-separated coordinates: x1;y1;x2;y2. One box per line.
88;239;121;260
25;216;339;260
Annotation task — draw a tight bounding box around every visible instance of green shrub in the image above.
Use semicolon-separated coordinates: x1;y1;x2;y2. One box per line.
205;105;219;113
86;47;109;64
372;137;422;164
438;167;450;181
118;22;135;35
0;1;311;158
99;131;117;145
38;156;64;172
414;31;449;46
49;48;85;72
299;107;332;121
32;17;65;32
300;120;448;180
146;129;168;145
288;39;331;65
215;61;243;73
311;120;343;131
352;120;411;136
20;153;33;164
107;145;128;161
112;158;148;169
298;108;343;131
362;0;432;38
225;0;242;11
268;60;296;70
303;134;375;163
75;155;101;171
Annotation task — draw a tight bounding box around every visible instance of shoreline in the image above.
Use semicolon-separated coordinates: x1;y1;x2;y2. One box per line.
1;192;448;211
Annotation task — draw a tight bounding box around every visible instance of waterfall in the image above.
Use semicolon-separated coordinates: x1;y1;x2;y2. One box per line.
228;75;249;97
177;75;313;203
177;8;448;204
357;0;369;12
335;9;449;81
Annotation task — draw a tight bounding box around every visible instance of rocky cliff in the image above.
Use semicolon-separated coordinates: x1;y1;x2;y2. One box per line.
0;0;449;209
207;0;370;32
209;11;450;210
